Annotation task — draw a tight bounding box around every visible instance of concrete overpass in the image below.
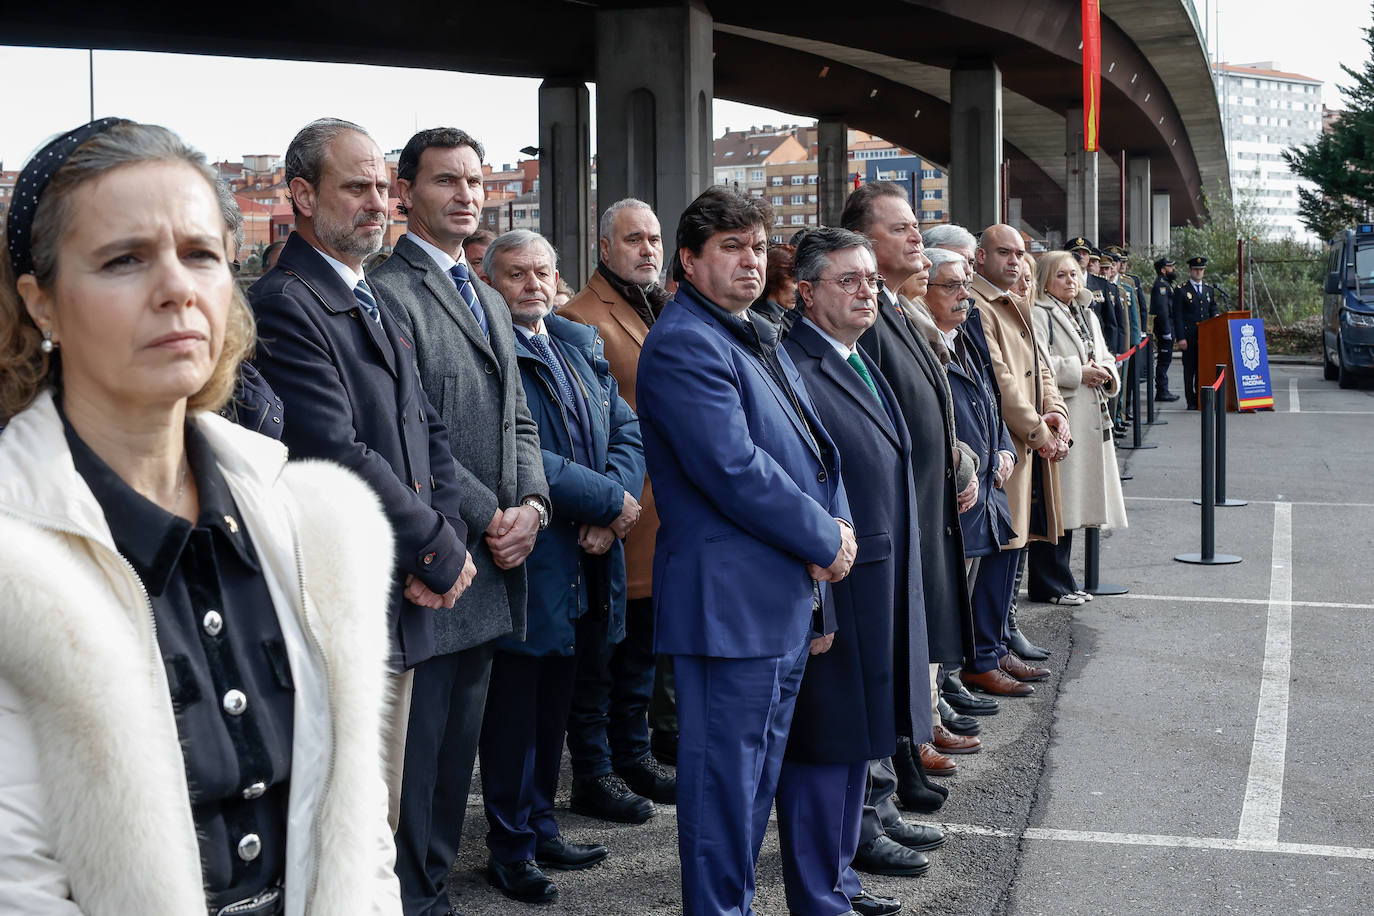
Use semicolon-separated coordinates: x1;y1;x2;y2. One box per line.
7;0;1228;286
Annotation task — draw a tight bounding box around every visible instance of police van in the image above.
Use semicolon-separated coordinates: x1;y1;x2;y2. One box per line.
1323;223;1374;388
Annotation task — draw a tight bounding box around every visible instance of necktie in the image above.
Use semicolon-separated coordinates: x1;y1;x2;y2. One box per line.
353;277;381;325
527;333;577;410
846;351;885;408
449;261;489;337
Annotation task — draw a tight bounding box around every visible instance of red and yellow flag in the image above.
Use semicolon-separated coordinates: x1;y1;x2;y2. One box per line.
1083;0;1101;151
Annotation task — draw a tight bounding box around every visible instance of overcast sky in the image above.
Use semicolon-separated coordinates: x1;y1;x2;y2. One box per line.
1;0;1369;171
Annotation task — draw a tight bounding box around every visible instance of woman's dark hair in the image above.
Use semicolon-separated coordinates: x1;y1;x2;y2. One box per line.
763;244;797;302
672;185;774;281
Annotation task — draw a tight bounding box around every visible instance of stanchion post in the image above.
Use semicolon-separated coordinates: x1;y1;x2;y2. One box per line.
1213;363;1246;507
1176;376;1242;565
1118;343;1156;451
1084;526;1128;595
1145;337;1157;423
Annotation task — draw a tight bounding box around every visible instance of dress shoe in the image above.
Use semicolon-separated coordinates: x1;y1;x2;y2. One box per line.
1156;391;1180;402
893;735;947;813
486;858;558;904
1006;607;1050;661
937;697;980;735
616;755;676;804
534;835;609;871
999;653;1050;682
569;773;654;824
961;667;1034;697
851;834;931;877
850;890;903;916
650;728;678;765
884;818;946;852
932;723;981;755
917;742;957;776
941;672;1000;716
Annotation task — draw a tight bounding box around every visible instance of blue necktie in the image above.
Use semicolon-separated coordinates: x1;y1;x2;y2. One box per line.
353;277;381;325
527;333;577;410
449;261;489;337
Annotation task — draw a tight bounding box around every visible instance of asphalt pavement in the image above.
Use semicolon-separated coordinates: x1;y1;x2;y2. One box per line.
440;360;1374;915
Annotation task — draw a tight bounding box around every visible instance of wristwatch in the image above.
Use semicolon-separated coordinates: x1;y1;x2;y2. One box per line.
522;496;550;530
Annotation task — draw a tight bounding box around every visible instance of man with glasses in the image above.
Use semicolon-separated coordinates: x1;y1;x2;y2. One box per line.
844;182;976;878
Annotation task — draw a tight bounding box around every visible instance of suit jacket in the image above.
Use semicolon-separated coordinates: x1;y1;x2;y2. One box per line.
1151;275;1176;338
969;273;1067;549
506;314;644;657
559;268;658;600
1172;281;1219;342
857;291;975;666
783;321;931;763
637;283;850;659
247;231;468;671
369;235;549;654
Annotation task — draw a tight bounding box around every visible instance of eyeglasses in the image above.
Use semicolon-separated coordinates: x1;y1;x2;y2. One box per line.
816;274;885;294
930;280;973;291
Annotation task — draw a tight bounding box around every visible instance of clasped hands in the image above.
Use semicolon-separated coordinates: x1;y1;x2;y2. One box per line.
807;519;857;584
1037;411;1072;462
579;491;641;556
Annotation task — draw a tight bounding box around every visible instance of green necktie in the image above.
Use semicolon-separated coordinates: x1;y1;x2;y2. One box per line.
846;351;887;411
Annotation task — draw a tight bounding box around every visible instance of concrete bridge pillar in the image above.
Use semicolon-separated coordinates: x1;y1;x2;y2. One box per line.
539;79;592;288
1127;155;1152;253
949;61;1003;231
817;118;848;228
1151;192;1172;250
595;1;713;248
1065;107;1099;242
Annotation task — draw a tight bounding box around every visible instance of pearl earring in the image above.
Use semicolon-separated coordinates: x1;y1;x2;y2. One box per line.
40;330;55;354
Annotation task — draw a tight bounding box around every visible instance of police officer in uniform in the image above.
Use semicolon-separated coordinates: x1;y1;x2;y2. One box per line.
1172;256;1219;409
1067;238;1120;355
1106;249;1141;428
1150;257;1180;401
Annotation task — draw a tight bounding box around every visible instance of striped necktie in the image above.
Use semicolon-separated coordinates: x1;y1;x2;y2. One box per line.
449;261;489;337
353;277;381;325
527;333;577;410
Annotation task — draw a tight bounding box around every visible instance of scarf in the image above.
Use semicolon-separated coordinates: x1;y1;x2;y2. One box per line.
597;262;670;328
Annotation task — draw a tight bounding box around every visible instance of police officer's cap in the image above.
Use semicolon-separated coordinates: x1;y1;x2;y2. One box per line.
1066;236;1094;252
1187;256;1208;269
1088;247;1103;261
1104;245;1126;258
1154;256;1175;271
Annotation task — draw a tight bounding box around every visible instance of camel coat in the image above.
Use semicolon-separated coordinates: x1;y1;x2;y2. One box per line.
1031;294;1129;532
559;269;658;599
969;274;1067;549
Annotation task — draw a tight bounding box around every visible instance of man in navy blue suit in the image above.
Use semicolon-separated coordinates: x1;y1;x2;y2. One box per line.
637;187;856;916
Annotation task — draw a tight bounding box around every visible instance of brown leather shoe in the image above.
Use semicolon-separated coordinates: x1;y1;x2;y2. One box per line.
932;723;982;755
999;653;1050;682
918;742;957;776
960;667;1034;697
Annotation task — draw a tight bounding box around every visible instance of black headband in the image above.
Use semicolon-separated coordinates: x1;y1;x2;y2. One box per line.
6;117;127;278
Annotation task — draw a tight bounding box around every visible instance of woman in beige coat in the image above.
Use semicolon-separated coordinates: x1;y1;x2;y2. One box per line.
1027;251;1128;604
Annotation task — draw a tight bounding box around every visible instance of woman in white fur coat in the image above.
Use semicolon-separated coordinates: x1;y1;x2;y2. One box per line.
0;120;402;915
1026;250;1128;605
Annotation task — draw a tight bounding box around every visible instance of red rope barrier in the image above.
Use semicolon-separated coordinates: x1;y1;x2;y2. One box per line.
1114;341;1141;364
1209;367;1227;391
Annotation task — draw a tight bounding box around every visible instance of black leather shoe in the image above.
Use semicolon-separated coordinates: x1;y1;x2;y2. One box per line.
616;755;676;804
884;819;945;852
1006;607;1049;661
534;835;609;871
937;697;981;735
486;858;558;903
650;728;678;765
850;890;903;916
1156;391;1180;402
941;672;999;716
851;835;931;877
570;773;655;824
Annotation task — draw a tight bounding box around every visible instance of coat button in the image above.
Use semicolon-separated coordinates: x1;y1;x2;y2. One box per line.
242;781;266;800
414;480;422;493
202;610;223;637
485;364;495;374
224;515;239;534
945;468;952;478
1025;370;1032;377
222;690;248;716
237;833;262;862
946;526;954;536
816;470;827;483
1021;331;1027;338
423;552;436;566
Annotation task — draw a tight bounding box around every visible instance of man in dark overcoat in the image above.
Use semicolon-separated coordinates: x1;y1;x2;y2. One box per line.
780;228;934;916
368;127;550;916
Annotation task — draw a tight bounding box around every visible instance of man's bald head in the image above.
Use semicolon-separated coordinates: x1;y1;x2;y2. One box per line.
974;224;1026;290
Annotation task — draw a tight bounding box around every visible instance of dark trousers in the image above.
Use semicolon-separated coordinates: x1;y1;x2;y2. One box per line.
1155;336;1175;393
776;759;868;916
968;547;1020;673
1027;530;1078;600
567;596;654;777
858;757;903;845
649;652;678;733
478;637;585;864
395;642;494;916
1182;337;1199;407
673;636;809;916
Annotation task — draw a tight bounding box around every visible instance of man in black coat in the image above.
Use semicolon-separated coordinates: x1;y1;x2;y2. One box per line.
246;118;477;832
1151;257;1180;401
844;182;976;874
1173;256;1220;409
779;228;937;916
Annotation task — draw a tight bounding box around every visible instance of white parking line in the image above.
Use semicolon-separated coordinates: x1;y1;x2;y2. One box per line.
940;823;1374;861
1289;378;1300;413
1125;495;1374;509
1104;593;1374;612
1237;502;1293;843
